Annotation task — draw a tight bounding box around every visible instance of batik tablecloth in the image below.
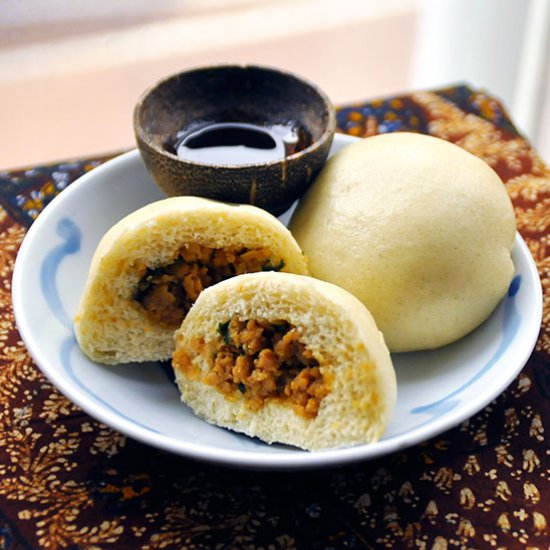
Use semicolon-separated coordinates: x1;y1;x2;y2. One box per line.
0;85;548;549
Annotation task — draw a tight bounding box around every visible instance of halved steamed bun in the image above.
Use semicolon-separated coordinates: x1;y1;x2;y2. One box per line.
74;197;307;364
172;272;396;451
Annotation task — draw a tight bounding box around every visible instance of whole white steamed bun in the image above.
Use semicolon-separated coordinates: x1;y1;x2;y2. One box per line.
289;132;516;352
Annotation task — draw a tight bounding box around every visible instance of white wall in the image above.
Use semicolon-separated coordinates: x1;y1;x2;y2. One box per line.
412;0;550;152
1;0;549;166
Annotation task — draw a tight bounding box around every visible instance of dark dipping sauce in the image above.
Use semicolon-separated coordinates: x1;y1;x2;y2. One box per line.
170;122;311;165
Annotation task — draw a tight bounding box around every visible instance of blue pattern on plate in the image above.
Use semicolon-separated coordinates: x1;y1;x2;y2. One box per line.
59;334;164;435
40;218;81;331
411;275;522;416
40;218;163;435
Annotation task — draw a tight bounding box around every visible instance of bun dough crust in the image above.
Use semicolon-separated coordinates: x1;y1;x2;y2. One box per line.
173;272;396;451
74;197;308;364
289;133;517;352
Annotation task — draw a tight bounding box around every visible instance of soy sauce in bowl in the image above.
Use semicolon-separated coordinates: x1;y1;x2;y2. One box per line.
173;122;311;166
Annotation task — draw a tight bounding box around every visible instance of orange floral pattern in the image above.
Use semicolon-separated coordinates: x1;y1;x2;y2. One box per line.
0;86;548;549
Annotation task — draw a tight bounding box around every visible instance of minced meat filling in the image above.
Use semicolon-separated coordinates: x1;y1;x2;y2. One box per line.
205;317;330;418
134;243;284;327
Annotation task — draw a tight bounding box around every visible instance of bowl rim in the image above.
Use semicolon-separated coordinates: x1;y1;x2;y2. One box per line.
133;63;337;169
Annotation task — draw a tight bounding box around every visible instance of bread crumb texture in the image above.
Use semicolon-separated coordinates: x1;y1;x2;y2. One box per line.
173;272;396;451
74;197;307;364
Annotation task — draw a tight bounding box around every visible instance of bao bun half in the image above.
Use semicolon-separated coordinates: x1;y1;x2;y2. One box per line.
173;272;397;451
74;196;308;364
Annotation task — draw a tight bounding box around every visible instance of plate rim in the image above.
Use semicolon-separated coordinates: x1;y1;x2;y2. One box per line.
11;137;543;470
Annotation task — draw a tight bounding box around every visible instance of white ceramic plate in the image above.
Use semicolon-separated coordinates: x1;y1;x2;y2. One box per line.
12;134;542;470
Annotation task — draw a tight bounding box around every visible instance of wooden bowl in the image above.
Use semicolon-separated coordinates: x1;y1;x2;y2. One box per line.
133;65;336;215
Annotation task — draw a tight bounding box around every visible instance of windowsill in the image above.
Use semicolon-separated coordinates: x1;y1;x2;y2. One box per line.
0;0;420;168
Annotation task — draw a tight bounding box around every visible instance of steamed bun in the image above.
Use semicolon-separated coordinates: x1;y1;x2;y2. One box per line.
173;272;396;450
75;197;308;364
289;132;516;352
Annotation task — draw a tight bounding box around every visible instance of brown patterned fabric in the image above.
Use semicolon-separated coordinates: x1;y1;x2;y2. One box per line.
0;85;548;549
